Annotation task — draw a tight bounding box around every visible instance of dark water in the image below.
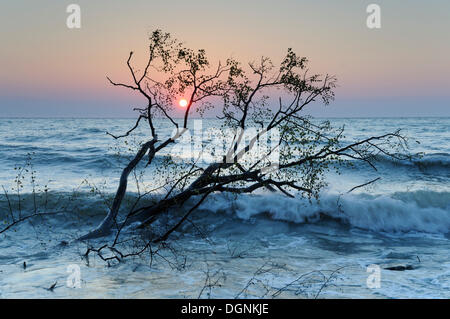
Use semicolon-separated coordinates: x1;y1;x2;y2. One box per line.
0;117;449;298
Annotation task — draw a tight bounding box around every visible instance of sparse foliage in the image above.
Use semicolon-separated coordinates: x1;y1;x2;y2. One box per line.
78;30;408;249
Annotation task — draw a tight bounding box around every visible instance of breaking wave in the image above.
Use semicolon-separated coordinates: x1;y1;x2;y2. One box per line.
374;153;450;171
203;190;450;234
2;189;450;236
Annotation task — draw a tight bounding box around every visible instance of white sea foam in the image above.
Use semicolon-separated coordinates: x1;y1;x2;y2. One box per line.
1;117;450;298
203;190;450;234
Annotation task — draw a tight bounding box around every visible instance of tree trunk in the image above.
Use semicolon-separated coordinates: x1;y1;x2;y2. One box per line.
78;139;156;240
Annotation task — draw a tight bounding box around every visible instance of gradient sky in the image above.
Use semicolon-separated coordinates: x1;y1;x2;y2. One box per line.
0;0;449;117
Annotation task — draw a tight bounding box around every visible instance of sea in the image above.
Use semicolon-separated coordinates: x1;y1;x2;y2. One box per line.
0;117;449;298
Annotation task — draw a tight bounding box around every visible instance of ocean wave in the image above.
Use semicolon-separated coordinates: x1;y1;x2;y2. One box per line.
2;189;449;235
204;190;450;234
0;151;169;171
373;153;450;170
80;127;105;133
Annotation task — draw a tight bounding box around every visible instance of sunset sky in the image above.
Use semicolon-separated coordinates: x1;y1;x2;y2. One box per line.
1;0;449;117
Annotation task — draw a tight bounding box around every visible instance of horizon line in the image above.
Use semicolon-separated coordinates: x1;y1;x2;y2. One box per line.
1;116;449;120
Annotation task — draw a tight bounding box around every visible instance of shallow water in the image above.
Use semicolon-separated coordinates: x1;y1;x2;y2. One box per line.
0;117;449;298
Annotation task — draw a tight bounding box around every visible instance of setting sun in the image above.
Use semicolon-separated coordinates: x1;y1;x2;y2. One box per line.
179;99;188;107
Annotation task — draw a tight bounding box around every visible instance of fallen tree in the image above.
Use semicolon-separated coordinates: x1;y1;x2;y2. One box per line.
79;29;409;245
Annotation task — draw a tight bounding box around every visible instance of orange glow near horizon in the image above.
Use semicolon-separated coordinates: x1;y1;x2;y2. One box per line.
179;99;188;107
